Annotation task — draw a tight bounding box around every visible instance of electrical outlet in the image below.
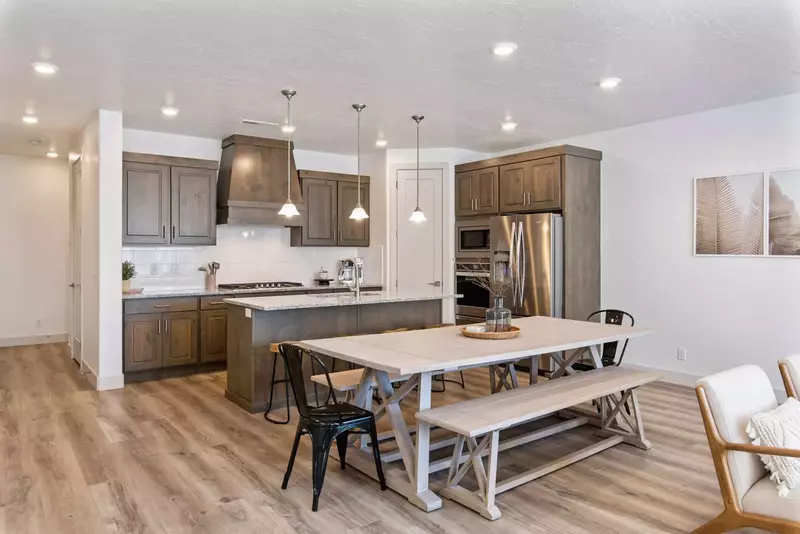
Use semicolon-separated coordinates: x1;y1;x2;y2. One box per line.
171;263;180;275
35;318;42;328
677;347;687;361
150;264;158;276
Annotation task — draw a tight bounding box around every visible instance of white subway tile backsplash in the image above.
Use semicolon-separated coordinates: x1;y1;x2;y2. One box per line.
123;225;377;290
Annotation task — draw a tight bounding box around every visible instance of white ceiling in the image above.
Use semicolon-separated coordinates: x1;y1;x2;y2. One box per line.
2;0;800;159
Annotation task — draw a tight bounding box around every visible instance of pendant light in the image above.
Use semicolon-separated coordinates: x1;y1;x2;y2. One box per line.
409;114;427;223
278;89;300;218
349;104;369;220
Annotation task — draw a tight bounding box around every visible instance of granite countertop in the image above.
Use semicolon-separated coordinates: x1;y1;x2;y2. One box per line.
122;283;382;300
224;289;460;312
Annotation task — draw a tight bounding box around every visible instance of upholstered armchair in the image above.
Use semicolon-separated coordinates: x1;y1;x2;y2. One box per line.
780;355;800;399
694;365;800;533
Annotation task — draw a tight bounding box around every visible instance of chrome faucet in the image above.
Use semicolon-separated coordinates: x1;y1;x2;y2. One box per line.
353;257;364;298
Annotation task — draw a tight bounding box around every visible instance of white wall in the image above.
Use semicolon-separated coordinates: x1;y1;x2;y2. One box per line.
498;92;800;390
0;155;70;344
122;130;368;289
81;110;124;390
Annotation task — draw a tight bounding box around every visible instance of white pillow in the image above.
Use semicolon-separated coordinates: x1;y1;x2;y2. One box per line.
747;396;800;497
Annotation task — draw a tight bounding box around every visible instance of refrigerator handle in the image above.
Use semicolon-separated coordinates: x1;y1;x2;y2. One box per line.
516;221;524;308
509;221;516;305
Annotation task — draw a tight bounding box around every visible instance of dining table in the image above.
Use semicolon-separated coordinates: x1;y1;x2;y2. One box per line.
296;315;653;512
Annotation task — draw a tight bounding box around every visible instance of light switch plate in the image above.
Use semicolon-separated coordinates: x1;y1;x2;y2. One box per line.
150;264;158;276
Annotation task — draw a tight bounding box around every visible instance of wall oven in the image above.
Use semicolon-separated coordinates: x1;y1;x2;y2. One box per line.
456;219;491;257
455;257;491;320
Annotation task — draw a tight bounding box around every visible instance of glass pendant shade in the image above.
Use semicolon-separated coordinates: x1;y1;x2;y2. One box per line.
350;204;369;220
409;207;427;223
278;200;300;217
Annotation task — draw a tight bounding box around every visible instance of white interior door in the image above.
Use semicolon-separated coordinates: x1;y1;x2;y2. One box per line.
70;160;82;364
395;166;443;293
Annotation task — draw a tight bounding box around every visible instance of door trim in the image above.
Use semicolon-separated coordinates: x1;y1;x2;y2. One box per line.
69;158;82;364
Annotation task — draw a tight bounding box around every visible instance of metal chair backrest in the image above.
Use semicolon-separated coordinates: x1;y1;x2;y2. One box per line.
278;343;337;419
587;309;635;366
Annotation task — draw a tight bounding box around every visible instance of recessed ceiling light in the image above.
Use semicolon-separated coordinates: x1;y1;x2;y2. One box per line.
493;42;518;57
598;77;622;90
281;124;296;134
46;151;58;158
161;106;179;117
501;120;518;132
31;62;58;75
375;138;388;148
22;115;38;125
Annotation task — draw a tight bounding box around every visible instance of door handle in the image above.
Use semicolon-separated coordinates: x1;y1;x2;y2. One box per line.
516;221;524;308
510;221;517;305
428;281;441;287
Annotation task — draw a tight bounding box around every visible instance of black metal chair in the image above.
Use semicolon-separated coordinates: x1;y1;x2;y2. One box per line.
279;343;386;512
571;309;635;371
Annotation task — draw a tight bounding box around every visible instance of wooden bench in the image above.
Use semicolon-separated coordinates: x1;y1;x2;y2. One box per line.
415;366;660;520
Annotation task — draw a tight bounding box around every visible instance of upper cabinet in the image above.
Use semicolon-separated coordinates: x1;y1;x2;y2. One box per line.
455;168;499;217
122;153;218;246
499;156;562;213
291;170;370;247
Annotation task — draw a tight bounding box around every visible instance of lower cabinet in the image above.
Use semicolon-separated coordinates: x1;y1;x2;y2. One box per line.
200;309;228;363
123;313;163;372
162;311;199;367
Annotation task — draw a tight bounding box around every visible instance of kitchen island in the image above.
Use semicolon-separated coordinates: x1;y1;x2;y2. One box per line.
223;290;459;413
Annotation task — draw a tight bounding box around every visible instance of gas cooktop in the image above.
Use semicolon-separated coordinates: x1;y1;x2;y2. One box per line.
217;282;304;290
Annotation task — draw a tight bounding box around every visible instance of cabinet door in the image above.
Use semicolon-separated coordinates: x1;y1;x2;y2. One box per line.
123;314;163;372
162;311;198;367
301;178;338;246
200;310;228;363
498;163;528;212
337;181;370;246
525;156;562;211
123;162;170;245
474;167;499;215
171;167;217;245
455;171;476;217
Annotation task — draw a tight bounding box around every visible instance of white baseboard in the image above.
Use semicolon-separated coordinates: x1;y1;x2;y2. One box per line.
0;333;69;348
83;365;124;391
622;362;787;402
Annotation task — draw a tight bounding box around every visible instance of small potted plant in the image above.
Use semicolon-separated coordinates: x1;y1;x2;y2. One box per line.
122;260;136;293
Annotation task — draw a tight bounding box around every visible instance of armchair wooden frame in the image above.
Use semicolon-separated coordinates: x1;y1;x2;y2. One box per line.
781;361;798;399
693;385;800;534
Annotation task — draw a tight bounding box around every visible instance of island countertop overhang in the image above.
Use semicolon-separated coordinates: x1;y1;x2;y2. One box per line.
223;290;460;312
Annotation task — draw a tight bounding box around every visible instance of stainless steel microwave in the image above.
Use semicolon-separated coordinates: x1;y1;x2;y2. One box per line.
456;219;491;256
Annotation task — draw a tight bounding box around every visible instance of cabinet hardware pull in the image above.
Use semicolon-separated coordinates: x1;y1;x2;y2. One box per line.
172;226;176;239
165;320;169;334
162;226;166;239
154;304;171;308
476;198;480;210
209;301;224;305
157;319;161;334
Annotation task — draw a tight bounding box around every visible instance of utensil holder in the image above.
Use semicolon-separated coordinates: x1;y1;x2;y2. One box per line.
205;273;217;292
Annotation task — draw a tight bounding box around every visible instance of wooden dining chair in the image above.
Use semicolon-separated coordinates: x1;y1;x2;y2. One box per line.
779;355;799;399
279;343;386;512
693;365;800;533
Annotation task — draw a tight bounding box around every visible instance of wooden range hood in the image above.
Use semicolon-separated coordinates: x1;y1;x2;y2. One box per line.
216;134;305;226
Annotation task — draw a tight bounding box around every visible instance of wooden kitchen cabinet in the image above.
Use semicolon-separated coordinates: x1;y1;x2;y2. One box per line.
299;177;338;246
455;168;499;217
200;309;228;363
162;311;199;367
123;313;163;372
291;170;370;247
123;162;171;245
499;157;561;213
170;166;217;245
122;153;218;246
337;180;370;246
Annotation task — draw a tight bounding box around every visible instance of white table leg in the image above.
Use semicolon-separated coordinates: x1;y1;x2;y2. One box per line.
414;372;441;509
589;344;603;367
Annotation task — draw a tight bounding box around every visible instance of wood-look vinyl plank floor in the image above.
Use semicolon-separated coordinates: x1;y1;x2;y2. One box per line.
0;343;762;533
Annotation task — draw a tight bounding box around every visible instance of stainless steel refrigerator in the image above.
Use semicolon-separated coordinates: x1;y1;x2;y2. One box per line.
489;213;563;318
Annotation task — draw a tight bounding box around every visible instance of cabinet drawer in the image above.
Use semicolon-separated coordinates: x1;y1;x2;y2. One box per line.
124;297;199;315
201;297;230;310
